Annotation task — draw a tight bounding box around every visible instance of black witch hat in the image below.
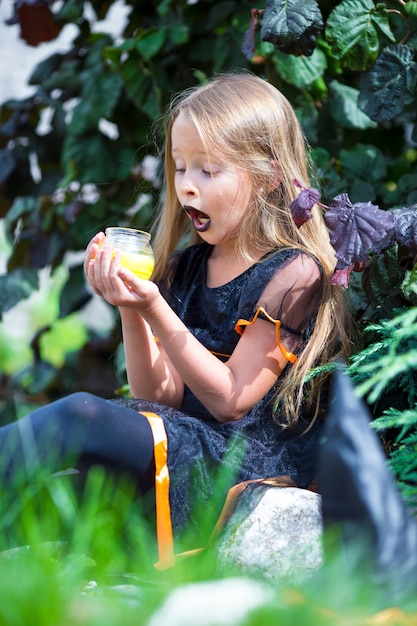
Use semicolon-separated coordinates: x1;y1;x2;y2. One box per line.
319;366;417;600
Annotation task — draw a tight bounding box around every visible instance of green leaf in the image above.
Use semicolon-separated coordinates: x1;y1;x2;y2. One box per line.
405;0;417;17
84;34;114;70
59;264;90;318
28;53;63;86
329;80;377;130
273;47;327;88
4;197;38;239
70;70;124;134
136;29;166;61
0;269;39;316
61;133;134;185
102;45;123;65
167;23;189;46
401;265;417;305
157;0;173;17
122;63;161;120
325;0;395;71
55;0;84;22
260;0;323;56
24;361;57;396
398;173;417;195
117;38;139;53
213;32;240;72
407;191;417;205
349;179;376;203
40;59;81;92
361;246;405;308
358;45;417;122
0;149;16;184
339;143;387;183
40;315;88;368
208;1;237;25
311;147;343;195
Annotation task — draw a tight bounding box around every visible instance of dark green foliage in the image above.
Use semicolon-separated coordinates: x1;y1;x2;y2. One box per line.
0;268;39;314
260;0;324;56
325;0;395;70
349;308;417;406
358;44;417;122
348;307;417;506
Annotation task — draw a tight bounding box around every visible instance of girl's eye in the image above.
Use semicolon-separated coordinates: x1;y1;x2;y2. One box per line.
203;167;220;177
175;168;185;173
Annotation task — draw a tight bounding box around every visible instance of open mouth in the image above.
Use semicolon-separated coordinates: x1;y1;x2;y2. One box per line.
184;206;211;232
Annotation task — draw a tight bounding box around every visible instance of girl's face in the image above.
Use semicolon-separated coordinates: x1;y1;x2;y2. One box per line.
171;111;254;252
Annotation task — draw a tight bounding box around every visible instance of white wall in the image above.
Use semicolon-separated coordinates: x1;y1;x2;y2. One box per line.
0;2;75;99
0;1;129;99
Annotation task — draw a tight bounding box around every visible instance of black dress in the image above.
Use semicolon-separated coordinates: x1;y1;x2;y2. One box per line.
118;243;324;540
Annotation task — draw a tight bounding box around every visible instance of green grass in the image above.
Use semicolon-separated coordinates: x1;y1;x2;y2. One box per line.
1;466;417;626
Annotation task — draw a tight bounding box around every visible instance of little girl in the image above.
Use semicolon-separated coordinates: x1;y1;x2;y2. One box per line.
0;73;352;561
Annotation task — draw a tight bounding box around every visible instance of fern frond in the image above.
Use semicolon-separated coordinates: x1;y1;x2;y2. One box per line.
348;306;417;403
373;406;417;440
352;351;417;403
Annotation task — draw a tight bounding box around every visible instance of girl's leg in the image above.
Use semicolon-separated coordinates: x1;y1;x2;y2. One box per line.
0;392;155;493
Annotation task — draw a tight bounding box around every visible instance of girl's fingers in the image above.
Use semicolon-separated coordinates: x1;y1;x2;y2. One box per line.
84;232;105;274
85;246;114;298
92;247;115;292
118;267;159;302
85;258;104;297
91;249;138;304
85;243;157;307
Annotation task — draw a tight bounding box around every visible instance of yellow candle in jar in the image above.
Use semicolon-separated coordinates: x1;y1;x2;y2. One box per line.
100;227;155;280
119;250;155;280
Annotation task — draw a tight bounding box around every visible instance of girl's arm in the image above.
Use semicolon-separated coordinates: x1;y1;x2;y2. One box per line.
119;307;184;406
84;234;184;406
140;291;287;422
87;245;321;423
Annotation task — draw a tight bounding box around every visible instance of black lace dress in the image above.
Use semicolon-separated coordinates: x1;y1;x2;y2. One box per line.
117;242;324;540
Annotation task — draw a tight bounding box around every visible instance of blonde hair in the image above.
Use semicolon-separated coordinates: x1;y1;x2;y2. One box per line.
152;72;353;425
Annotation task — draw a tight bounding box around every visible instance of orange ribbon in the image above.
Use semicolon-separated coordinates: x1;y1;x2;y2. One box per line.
235;306;297;364
140;411;175;570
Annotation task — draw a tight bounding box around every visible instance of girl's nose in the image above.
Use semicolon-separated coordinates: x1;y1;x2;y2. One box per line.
179;172;198;197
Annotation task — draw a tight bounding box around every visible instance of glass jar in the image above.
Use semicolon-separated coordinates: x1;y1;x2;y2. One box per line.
103;227;155;280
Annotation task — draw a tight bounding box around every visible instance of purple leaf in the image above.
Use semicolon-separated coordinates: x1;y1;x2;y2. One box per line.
330;266;353;288
330;261;365;289
65;201;82;224
241;9;262;60
323;194;395;268
290;186;321;227
393;206;417;255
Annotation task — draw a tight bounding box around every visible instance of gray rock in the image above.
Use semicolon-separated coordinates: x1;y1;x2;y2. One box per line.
216;486;323;583
147;577;274;626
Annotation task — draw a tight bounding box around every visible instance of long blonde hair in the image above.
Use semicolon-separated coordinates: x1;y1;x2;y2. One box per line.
152;72;353;425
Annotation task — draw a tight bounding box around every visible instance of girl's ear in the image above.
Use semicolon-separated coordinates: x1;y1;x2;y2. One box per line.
268;160;282;191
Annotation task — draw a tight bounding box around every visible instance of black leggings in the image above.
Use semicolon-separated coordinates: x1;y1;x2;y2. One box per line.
0;392;156;494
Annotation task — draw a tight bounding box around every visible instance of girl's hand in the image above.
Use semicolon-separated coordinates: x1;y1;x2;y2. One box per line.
85;244;160;310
